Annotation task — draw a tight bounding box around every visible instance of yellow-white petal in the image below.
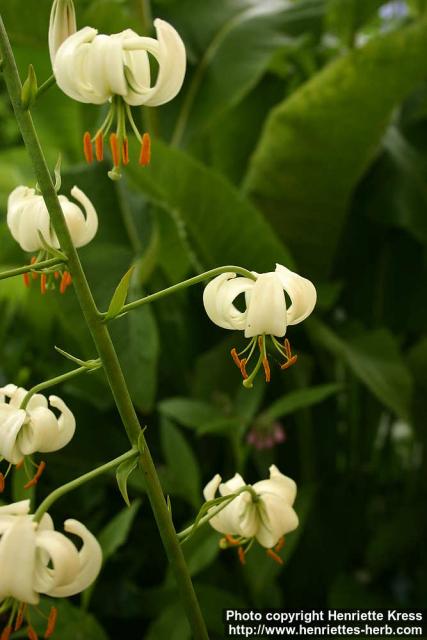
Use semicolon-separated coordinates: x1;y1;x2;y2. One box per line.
244;272;287;338
274;263;316;325
49;0;77;63
46;519;102;597
203;273;253;331
122;19;186;107
0;516;39;604
0;405;27;464
255;494;299;548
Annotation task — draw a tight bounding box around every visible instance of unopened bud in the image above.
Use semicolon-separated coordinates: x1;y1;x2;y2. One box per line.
49;0;77;63
21;64;38;110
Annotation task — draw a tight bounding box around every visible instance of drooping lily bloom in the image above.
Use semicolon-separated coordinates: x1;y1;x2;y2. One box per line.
204;465;298;563
48;0;76;62
51;17;186;177
203;264;316;386
0;384;75;466
0;500;102;636
7;185;98;252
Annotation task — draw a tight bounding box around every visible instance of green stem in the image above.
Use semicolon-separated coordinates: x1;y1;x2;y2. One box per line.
33;448;138;522
20;362;101;410
0;257;64;281
0;17;209;640
36;73;56;100
108;265;256;317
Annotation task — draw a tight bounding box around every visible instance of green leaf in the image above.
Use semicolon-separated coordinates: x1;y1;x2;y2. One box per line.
110;302;159;412
98;499;141;560
160;418;201;508
182;527;220;576
171;0;324;143
145;603;191;640
82;500;141;609
116;455;139;507
262;383;342;421
244;18;427;276
127;139;293;273
105;266;134;319
309;319;413;420
33;599;108;640
158;397;224;430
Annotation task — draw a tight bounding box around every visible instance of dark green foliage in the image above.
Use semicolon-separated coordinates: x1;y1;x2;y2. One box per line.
1;0;426;637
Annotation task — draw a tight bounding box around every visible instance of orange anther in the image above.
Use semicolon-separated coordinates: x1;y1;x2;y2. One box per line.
122;137;129;165
24;460;46;490
23;272;30;287
15;604;26;631
95;131;104;161
54;271;60;280
225;534;240;546
262;357;271;382
284;338;291;359
27;626;38;640
109;133;120;167
83;131;93;163
139;132;151;166
274;537;285;552
230;348;241;369
266;548;284;565
0;473;5;493
59;271;69;294
1;626;12;640
30;256;37;265
281;355;298;370
238;547;246;565
40;273;47;295
44;607;58;639
240;358;248;380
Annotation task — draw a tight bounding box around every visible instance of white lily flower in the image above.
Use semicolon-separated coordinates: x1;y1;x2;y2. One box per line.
52;19;186;175
49;0;77;63
7;185;98;253
0;500;102;613
203;264;316;386
204;465;298;559
0;384;75;465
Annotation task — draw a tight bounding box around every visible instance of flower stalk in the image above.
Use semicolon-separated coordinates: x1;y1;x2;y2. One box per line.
20;361;101;410
33;448;138;523
102;265;257;319
0;257;64;281
0;16;209;640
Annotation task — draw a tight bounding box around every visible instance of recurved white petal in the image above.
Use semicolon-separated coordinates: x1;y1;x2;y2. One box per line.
0;500;31;516
0;405;27;464
255;494;299;548
252;465;297;505
244;272;287;338
68;186;98;247
0;516;39;604
45;395;76;450
203;473;222;501
122;19;186;107
203;273;253;330
54;27;101;103
274;264;316;325
47;519;102;597
34;529;81;593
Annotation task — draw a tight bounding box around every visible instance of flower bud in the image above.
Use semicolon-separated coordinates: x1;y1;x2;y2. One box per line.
21;64;38;110
49;0;77;64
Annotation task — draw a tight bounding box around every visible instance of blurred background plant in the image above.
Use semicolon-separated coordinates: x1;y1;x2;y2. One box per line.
1;0;427;637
